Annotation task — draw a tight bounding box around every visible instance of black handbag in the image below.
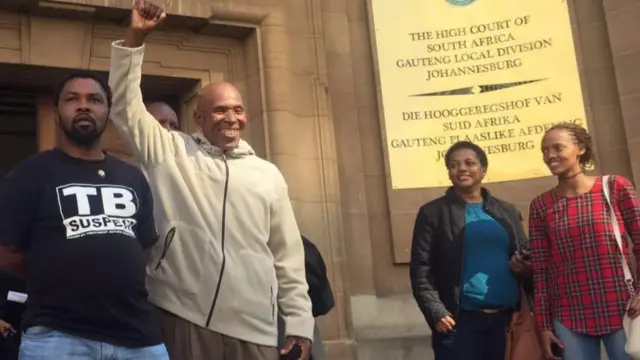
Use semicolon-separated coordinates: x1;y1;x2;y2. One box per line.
302;236;334;317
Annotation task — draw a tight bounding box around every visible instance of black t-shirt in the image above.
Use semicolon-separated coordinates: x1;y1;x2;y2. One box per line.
0;149;162;348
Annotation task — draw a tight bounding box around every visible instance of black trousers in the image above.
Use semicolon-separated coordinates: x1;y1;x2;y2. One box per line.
0;302;24;360
431;309;512;360
0;274;26;360
0;333;20;360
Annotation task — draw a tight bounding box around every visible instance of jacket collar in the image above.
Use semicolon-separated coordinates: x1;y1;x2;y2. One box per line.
191;129;254;159
444;187;494;206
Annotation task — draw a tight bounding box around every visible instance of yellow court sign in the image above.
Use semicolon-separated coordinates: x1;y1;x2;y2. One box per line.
369;0;587;189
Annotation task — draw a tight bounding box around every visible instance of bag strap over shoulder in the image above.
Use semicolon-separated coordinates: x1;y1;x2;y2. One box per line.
602;175;636;298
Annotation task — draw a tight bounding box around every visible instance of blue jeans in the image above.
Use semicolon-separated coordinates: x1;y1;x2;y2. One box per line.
431;309;511;360
553;320;630;360
19;326;169;360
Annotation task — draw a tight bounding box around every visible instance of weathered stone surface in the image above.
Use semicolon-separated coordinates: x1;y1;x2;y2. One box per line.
0;0;636;358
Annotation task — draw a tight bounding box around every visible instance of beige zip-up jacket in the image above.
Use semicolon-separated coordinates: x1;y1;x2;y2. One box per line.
108;40;314;346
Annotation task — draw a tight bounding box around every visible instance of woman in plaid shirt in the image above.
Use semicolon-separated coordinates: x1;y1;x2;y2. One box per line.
529;123;640;360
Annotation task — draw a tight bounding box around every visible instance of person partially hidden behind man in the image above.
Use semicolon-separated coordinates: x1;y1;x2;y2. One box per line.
146;102;178;131
107;1;314;359
0;71;168;359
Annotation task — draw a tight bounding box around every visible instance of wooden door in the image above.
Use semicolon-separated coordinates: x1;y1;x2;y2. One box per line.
36;95;58;152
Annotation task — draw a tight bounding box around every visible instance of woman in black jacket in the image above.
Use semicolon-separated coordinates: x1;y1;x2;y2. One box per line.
410;141;532;360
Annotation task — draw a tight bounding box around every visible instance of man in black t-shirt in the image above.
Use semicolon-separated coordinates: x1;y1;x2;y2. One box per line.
0;71;168;359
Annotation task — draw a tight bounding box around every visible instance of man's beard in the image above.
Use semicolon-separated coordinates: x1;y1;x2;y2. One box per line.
59;114;107;148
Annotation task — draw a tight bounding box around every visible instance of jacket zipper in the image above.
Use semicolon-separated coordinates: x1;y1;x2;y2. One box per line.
205;153;230;327
456;224;466;317
271;286;275;322
154;227;177;271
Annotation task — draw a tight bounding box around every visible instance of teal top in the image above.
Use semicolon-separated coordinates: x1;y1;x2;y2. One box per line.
459;203;519;310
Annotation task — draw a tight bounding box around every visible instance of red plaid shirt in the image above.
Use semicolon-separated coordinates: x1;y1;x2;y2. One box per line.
529;176;640;335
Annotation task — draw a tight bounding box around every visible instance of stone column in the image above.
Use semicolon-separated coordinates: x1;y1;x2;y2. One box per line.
259;4;356;360
569;0;632;178
602;0;640;183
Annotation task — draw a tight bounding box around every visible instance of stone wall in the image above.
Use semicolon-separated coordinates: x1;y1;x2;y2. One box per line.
0;0;637;358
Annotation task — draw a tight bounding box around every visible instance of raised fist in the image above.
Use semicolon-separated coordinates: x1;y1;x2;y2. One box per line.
130;0;166;34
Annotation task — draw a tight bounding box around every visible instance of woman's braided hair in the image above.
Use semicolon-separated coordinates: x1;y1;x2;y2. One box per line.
545;122;594;169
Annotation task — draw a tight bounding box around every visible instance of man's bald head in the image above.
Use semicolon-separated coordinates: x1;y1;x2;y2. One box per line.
147;101;179;131
197;82;244;110
194;81;247;150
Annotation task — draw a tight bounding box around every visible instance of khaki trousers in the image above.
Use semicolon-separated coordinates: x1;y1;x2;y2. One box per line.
152;306;279;360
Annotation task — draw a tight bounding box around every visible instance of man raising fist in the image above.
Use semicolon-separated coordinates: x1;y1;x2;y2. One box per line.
108;1;315;360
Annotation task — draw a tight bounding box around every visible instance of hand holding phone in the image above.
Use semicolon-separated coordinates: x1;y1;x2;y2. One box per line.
519;249;532;261
280;344;301;360
541;330;563;359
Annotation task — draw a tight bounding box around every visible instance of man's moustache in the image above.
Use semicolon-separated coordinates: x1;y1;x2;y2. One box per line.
73;115;96;125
